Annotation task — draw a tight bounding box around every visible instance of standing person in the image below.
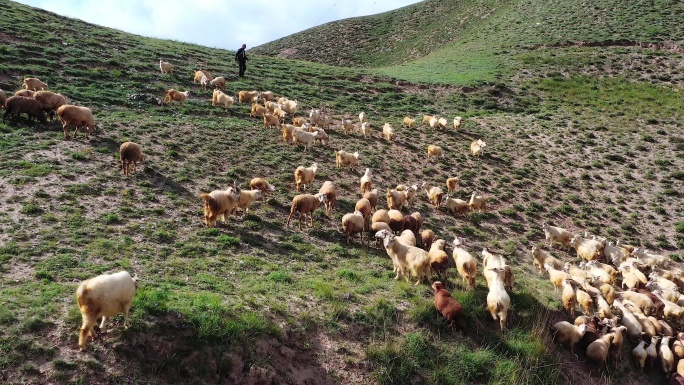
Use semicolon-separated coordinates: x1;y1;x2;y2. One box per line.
235;44;248;77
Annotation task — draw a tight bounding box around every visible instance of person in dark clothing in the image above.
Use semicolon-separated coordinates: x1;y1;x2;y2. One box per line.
235;44;248;77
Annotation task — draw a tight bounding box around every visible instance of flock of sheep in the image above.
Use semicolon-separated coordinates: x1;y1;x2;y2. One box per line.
4;58;680;384
539;223;684;381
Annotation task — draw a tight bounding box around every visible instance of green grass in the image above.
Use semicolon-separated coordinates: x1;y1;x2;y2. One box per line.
0;0;682;384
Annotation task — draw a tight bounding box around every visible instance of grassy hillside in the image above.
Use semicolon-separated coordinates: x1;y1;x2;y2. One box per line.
1;0;683;384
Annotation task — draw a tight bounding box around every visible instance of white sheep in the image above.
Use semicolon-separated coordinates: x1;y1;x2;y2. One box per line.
550;321;588;354
361;122;371;138
76;271;139;350
382;123;394;141
386;188;407;211
429;116;438;128
309;108;321;125
569;234;604;261
336;150;360;168
292;129;319;151
358;111;367;124
360;168;372;194
486;267;510;331
541;223;573;249
468;192;486;212
318;181;337;215
375;229;432;285
436;117;447;129
212;90;235;111
232;189;264;216
421;182;444;209
294;162;318;191
453;116;462;130
470;139;487;157
341;118;355;134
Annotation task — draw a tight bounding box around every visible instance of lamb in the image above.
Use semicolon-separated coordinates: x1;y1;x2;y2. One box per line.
119;142;146;176
76;271;139;350
531;246;562;273
633;340;648;371
336;150;360;168
436;117;448;129
22;77;48;91
363;189;379;211
238;90;259;103
402;117;415;128
442;195;469;216
193;70;213;84
427;145;443;159
361;122;371;137
569;234;604;261
163;89;190;105
318;181;336;215
661;336;676;375
468;192;486;212
212;90;234;110
14;89;34;97
263;113;281;130
286;193;327;230
421;230;435;252
159;60;173;74
199;182;241;227
249;178;276;195
446;177;459;193
232;189;264;217
453;116;463;130
470;139;487;157
486;267;510;331
453;237;477;290
209;76;226;90
549;321;587;354
375;229;432;285
56;104;95;139
341;118;355;134
586;334;614;369
342;211;365;245
309;108;321;126
360;168;372;194
428;239;450;280
382;123;394;141
250;103;267;118
355;198;372;231
3;96;46;123
432;281;464;330
421;182;444;209
294;163;318;191
421;115;434;125
33;90;67;119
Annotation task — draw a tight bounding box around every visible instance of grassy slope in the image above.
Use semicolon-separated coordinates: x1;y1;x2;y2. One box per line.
0;0;683;384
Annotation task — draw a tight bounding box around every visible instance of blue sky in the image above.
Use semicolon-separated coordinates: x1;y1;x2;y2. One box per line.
15;0;422;50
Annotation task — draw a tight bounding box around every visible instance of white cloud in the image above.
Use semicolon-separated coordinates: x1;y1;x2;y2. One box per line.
14;0;422;50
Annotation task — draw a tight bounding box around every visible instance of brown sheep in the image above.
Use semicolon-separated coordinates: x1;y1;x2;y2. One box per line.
199;182;241;227
387;209;405;233
33;90;67;120
286;193;327;230
209;76;226;90
3;96;46;123
14;89;35;98
193;70;213;83
163;89;190;105
421;229;436;252
446;177;459;193
119;142;146;176
239;90;259;103
428;239;450;280
23;77;48;91
249;178;276;195
56;105;95;139
355;198;372;230
432;281;464;330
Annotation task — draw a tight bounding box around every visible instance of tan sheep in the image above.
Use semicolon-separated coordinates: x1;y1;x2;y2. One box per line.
56;104;95;140
660;336;676;375
486;267;510;331
470;139;487;157
119;142;146;176
361;122;371;138
531;246;562;273
428;239;449;280
341;118;354;134
446;177;459;193
421;115;434;125
260;91;275;101
209;76;226;90
363;189;378;211
281;100;298;116
395;184;418;207
468;192;486;212
336;150;360;168
421;229;436;252
193;69;213;83
358;111;367;124
23;77;48;91
375;229;432;285
292;116;307;127
561;279;576;314
317;181;337;215
544;263;571;292
342;211;365;245
159;60;173;74
541;223;573;249
200;75;211;89
33;90;67;120
250;178;276;195
14;89;34;97
442;195;469;216
397;229;417;247
360;168;372;195
163;89;190;105
550;321;587;354
587;333;614;369
453;116;463;130
282;124;297;143
212;90;234;111
569;234;604;261
382;123;394;141
386;188;407;211
286;193;327;230
632;340;648;371
263;113;282;130
250;102;267;118
453;237;477;290
232;189;264;217
427;145;443;159
402;117;415;128
355;198;372;231
294;163;318;191
387;209;405;233
239;90;259;104
199;182;241;227
436;117;448;129
421;182;444;209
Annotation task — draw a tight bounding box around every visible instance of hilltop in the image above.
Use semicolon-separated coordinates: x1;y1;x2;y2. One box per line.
0;0;683;384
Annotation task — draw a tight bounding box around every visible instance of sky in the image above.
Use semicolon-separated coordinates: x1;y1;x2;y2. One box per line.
15;0;423;50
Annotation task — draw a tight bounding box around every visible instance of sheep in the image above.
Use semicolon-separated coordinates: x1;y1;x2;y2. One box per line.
200;75;211;89
397;229;417;247
320;114;331;129
355;198;372;231
382;123;394;141
372;209;390;228
291;130;319;151
442;195;469;217
14;89;34;97
540;223;572;249
286;193;327;230
360;122;371;138
421;182;444;209
76;271;139;350
193;70;213;84
679;358;684;376
446;177;459;193
637;288;666;318
564;262;587;282
309;108;321;125
427;145;443;159
587;276;616;304
587;333;614;369
662;336;676;375
429;116;438;128
56;104;95;140
387;209;405;233
603;241;626;262
634;248;671;268
250;102;267;118
375;229;432;285
159;60;173;74
453;116;463;130
544;263;571;292
163;89;190;105
360;168;372;194
342;211;365;245
3;96;46;123
482;248;508;287
436;117;448;129
119;142;146;176
311;128;330;146
618;290;656;316
661;320;675;337
620;265;647;290
586;260;618;281
653;290;684;323
633;340;648;371
468;192;486;212
231;189;264;217
584;260;613;284
259;113;280;130
647;336;660;368
336;150;360;168
212;90;234;111
428;239;449;280
402;117;415;128
569;234;604;261
470;139;487;157
531;246;562;273
260;91;274;101
273;107;287;122
612;299;643;340
238;90;259;103
623;302;656;337
608;326;627;365
23;77;48;91
421;115;434;125
341;118;354;134
549;321;587;354
318;181;336;215
395;184;418;207
33;90;67;120
199;182;241;227
358;111;367;124
594;293;614;319
486;267;510;331
281;99;298;116
363;189;378;211
575;287;594;316
432;281;464;330
453;237;477;290
249;178;276;196
294;163;318;191
209;76;226;90
648;271;680;292
577;316;604;352
422;230;436;252
561;279;577;315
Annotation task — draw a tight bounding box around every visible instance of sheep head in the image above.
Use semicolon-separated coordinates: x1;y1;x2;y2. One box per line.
315;193;327;203
310;162;319;173
353;151;360;159
431;281;445;292
453;237;462;246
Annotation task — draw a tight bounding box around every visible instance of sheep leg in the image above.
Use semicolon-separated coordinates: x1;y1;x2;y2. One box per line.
99;316;107;330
